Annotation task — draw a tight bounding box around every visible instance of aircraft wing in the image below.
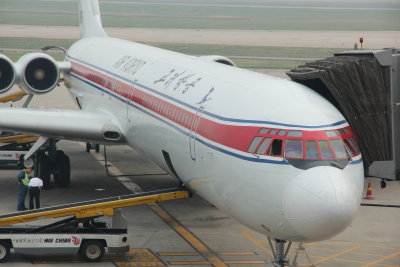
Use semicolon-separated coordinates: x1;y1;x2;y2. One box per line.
0;107;125;144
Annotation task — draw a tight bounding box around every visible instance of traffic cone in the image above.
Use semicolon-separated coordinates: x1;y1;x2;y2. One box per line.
364;182;375;200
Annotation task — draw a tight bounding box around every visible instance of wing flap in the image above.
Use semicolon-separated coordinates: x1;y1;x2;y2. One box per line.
0;108;124;143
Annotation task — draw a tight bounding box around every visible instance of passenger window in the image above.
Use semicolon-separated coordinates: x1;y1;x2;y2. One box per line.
330;139;348;158
256;137;272;154
306;140;319;159
319;140;334;159
258;128;269;134
325;130;338;137
287;130;302;137
248;137;263;153
185;114;190;126
285;140;303;158
267;139;283;156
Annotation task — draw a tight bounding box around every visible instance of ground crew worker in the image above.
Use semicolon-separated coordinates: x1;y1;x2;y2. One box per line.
28;177;43;209
17;167;32;211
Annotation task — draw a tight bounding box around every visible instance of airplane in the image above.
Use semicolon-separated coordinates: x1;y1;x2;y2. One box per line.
0;0;364;265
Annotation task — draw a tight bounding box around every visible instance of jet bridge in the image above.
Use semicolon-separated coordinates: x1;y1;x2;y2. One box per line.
287;49;400;180
0;188;190;226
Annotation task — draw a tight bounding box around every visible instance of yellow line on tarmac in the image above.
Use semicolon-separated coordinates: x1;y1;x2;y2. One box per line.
219;252;257;255
168;261;210;265
240;230;273;257
86;145;227;267
333;258;368;264
149;203;227;267
158;252;197;256
168;260;266;265
159;251;257;256
361;251;400;267
311;244;366;265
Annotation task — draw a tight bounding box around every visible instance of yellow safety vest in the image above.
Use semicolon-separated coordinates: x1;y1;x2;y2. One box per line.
22;171;30;186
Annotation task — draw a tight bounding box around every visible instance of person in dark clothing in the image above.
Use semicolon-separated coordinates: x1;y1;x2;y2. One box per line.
17;168;32;211
28;177;43;209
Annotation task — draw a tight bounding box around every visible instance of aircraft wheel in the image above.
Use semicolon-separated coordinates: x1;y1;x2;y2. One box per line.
80;240;105;262
0;241;10;263
54;151;70;188
35;151;51;188
86;143;100;153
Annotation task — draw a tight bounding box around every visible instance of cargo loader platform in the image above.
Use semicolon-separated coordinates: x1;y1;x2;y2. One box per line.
0;187;190;226
0;187;190;262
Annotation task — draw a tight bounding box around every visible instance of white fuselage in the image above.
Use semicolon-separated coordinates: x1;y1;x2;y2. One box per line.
64;37;364;242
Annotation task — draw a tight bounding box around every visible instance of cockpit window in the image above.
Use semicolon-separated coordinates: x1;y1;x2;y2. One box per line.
285;140;303;158
330;139;348;158
247;136;262;153
338;128;350;135
256;137;272;154
269;129;277;135
319;140;334;159
247;126;360;170
325;130;338;137
277;130;286;136
344;138;358;156
305;140;319;159
287;130;302;137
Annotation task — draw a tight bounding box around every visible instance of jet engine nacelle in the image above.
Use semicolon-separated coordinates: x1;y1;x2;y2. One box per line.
0;54;16;94
15;52;65;95
198;55;236;67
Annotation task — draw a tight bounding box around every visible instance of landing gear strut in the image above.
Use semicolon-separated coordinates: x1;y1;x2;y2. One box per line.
86;142;100;153
25;138;71;188
35;151;51;188
53;150;70;187
34;149;71;188
267;237;292;267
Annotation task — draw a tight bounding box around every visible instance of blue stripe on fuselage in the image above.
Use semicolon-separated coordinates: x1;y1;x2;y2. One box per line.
66;55;347;129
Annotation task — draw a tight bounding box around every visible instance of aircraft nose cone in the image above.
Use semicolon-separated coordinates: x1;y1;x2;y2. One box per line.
282;166;361;241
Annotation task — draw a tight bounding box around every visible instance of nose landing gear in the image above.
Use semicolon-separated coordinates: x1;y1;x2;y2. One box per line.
267;237;292;267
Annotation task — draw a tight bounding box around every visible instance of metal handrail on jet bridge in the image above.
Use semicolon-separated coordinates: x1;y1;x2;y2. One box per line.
0;188;190;226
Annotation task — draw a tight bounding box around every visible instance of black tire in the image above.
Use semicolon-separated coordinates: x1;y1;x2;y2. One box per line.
86;142;90;152
17;154;25;169
80;240;105;262
95;144;100;153
35;151;51;188
54;152;70;188
0;241;10;263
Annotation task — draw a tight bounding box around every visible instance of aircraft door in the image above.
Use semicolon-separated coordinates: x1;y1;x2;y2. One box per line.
126;85;135;122
189;106;204;161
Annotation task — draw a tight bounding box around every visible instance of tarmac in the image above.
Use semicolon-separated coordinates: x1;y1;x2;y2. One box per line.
0;71;399;267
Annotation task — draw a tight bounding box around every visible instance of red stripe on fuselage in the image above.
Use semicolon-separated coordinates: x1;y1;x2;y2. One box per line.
70;60;258;152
